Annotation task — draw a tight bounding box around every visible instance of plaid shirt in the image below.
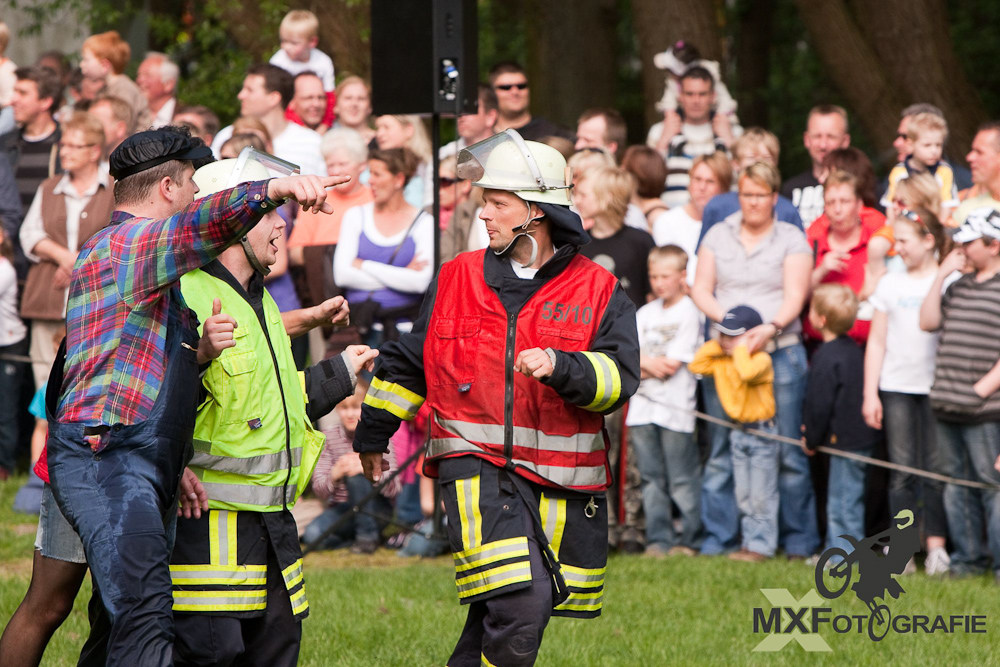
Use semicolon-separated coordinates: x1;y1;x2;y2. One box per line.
57;180;277;426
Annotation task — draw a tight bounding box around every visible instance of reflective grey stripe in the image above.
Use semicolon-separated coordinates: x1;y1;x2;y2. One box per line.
283;561;303;586
561;570;605;586
588;352;616;409
172;592;267;608
542;498;558;543
170;568;266;584
215;511;230;565
368;383;422;417
531;463;605;487
429;439;606;488
456;562;532;597
453;539;529;571
461;479;477;550
436;417;604;454
189;447;301;476
201;482;295;508
428;437;481;458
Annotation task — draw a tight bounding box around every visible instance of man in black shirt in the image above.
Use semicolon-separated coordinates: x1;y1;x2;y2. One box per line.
780;105;849;228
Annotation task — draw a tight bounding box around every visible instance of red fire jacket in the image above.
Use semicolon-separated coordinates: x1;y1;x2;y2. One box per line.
354;246;640;493
423;251;621;491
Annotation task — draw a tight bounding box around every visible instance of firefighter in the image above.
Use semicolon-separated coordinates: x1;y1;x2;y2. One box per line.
355;130;640;666
169;149;378;666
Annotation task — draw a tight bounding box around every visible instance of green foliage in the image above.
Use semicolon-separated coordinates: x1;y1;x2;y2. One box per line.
950;0;1000;119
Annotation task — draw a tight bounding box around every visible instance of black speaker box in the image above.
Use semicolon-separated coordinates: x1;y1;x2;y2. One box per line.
371;0;478;115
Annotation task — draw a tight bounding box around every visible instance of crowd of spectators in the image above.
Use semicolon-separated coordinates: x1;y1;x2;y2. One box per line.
0;18;999;582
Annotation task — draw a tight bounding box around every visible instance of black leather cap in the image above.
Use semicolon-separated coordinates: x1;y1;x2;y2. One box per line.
109;126;215;180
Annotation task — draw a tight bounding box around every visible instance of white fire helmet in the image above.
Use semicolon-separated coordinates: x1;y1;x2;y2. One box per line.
456;129;572;206
192;147;301;276
192;147;300;199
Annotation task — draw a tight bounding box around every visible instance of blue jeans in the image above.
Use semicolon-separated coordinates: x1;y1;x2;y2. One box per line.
629;424;702;550
731;423;779;556
699;376;740;554
700;343;818;556
772;344;819;556
882;392;946;537
303;474;391;549
935;419;1000;575
825;448;871;558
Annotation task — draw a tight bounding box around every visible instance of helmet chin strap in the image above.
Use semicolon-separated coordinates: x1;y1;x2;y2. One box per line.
493;207;543;269
240;236;271;276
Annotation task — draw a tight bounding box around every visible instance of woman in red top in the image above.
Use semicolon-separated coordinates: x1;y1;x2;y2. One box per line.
805;170;892;345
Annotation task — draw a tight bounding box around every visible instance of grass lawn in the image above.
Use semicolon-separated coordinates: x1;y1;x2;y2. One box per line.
1;474;996;665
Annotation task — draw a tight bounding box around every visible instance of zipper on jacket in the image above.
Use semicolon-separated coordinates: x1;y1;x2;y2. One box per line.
257;313;292;511
503;311;516;465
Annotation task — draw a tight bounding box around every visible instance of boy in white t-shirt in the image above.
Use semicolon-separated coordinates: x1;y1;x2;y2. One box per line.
626;245;704;556
269;10;336;92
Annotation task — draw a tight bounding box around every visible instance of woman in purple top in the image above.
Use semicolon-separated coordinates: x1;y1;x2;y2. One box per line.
334;147;434;347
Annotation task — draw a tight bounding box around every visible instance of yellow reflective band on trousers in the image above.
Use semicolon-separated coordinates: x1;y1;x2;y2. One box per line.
539;494;567;559
581;351;621;412
364;377;425;420
172;589;268;613
289;585;309;616
170;563;267;586
455;475;483;551
553;564;605;614
455;561;533;599
453;537;530;573
208;510;237;567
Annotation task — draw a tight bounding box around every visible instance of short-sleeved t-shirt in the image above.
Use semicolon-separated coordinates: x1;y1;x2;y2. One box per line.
700;212;811;333
868;271;939;394
578;225;656;307
626;296;703;432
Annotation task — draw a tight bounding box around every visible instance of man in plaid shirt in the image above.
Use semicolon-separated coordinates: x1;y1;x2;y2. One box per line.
43;126;346;666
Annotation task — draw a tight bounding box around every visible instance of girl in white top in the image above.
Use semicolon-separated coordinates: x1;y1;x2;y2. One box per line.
863;204;952;574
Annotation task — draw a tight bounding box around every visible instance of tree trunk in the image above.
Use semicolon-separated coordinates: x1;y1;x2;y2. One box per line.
851;0;985;166
732;0;773;130
792;0;904;166
524;0;618;132
313;0;372;81
631;0;722;128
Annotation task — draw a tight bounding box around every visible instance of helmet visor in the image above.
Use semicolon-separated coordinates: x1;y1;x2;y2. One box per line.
231;147;300;185
457;129;567;193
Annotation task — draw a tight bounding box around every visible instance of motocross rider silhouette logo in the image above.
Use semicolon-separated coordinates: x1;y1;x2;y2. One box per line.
814;509;920;641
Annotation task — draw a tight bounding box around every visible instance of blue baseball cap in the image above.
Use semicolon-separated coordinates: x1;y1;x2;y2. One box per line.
715;305;763;336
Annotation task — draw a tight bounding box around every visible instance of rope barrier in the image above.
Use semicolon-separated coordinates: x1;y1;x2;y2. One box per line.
643;394;1000;491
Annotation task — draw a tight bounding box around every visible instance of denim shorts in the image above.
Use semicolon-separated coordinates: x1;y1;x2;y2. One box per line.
34;484;86;564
